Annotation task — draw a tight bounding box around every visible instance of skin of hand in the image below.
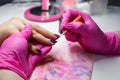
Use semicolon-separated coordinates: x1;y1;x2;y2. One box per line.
0;17;59;54
61;8;120;54
0;24;52;79
115;31;120;38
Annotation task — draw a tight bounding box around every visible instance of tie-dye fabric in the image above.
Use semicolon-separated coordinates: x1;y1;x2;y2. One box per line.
30;36;94;80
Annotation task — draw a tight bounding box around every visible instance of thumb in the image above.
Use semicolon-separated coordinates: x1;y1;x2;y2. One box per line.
20;23;32;40
28;46;52;66
66;22;88;35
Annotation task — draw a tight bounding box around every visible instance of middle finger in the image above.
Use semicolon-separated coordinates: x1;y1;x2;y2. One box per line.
32;30;57;45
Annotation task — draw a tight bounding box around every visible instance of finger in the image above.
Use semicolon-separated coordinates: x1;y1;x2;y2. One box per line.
66;22;84;32
28;45;52;64
67;9;86;18
14;17;57;39
31;23;58;39
20;24;32;40
28;42;42;55
64;9;80;20
40;46;52;55
13;17;59;41
65;30;79;42
11;17;30;25
32;31;57;45
9;17;27;32
61;9;80;30
15;17;59;39
66;22;89;36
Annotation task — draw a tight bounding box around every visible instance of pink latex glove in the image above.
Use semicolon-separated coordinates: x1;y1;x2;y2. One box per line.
61;8;120;55
0;24;52;79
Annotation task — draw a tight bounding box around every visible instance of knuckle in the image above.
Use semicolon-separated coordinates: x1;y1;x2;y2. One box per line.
11;16;23;23
11;16;21;20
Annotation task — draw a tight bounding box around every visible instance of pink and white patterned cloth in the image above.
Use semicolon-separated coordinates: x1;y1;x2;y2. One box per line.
29;36;94;80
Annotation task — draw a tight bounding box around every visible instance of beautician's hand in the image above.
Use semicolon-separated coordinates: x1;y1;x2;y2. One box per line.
0;24;52;77
0;17;58;54
61;9;120;54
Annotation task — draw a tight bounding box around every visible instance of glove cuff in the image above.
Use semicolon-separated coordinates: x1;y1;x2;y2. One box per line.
103;32;120;55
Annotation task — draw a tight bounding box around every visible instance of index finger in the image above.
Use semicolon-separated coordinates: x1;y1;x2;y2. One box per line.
19;17;58;39
31;23;57;39
61;9;80;30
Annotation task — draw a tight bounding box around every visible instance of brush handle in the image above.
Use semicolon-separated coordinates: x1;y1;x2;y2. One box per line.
71;15;84;23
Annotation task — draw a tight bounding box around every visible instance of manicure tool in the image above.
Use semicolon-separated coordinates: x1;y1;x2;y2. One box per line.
57;15;84;40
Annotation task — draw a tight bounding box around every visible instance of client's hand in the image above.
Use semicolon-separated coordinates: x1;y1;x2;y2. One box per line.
0;17;58;54
61;8;120;54
0;24;52;78
0;24;32;55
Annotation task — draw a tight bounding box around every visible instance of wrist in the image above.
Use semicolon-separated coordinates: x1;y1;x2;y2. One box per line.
104;32;120;54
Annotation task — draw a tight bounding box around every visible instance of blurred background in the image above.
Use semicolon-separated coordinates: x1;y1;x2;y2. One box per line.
0;0;120;15
0;0;119;32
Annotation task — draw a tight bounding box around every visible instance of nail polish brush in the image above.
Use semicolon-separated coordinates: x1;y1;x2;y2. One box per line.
57;15;84;40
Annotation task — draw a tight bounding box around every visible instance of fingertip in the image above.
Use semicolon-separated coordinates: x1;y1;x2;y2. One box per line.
41;46;52;54
29;43;42;55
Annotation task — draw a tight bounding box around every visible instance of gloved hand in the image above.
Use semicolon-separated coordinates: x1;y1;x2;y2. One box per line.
0;24;52;79
61;8;120;55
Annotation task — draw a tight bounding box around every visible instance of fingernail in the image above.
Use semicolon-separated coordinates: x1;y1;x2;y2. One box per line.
54;34;60;39
50;39;57;43
36;49;42;54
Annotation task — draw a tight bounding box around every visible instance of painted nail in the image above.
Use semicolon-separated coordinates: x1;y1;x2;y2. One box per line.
50;39;57;43
54;34;60;39
36;49;42;54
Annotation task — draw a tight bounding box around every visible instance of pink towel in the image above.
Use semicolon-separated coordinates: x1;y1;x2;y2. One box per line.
29;36;94;80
